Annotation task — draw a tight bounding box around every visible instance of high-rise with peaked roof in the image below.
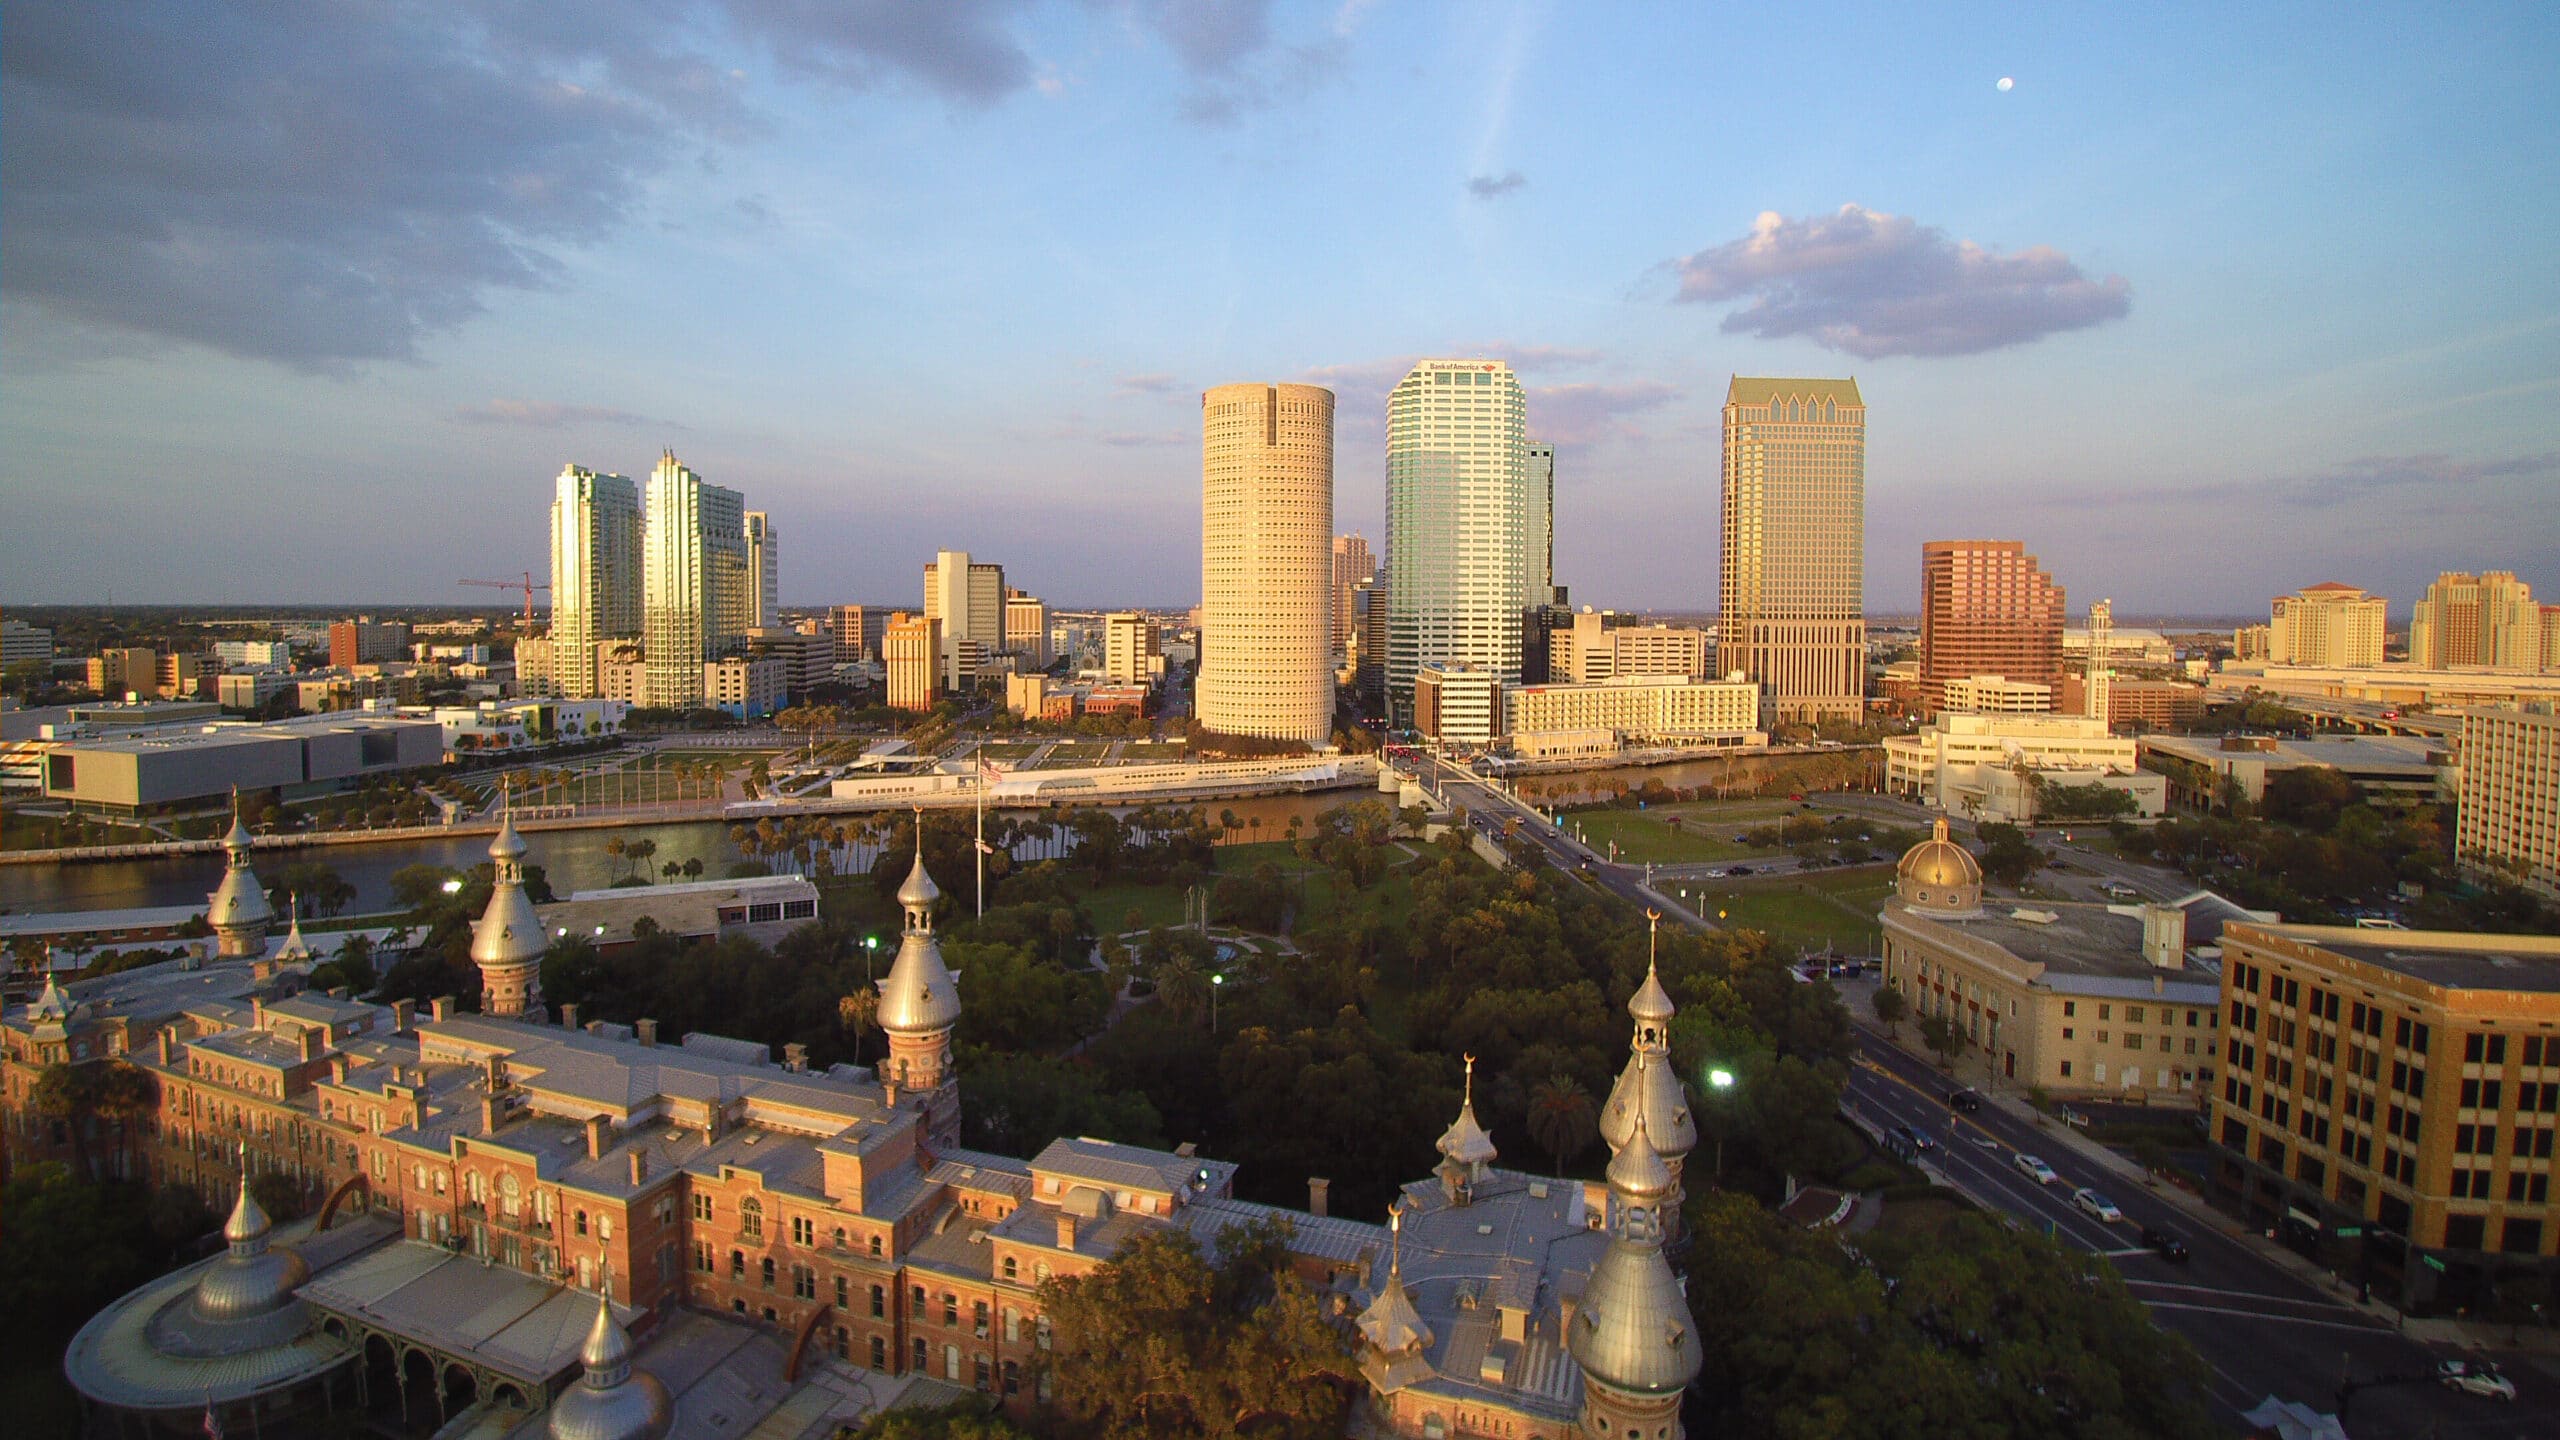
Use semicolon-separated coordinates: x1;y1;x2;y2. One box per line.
1200;383;1336;747
1720;377;1867;723
1385;359;1533;724
549;465;643;699
1920;539;2067;712
641;451;750;709
2268;581;2387;668
2411;570;2546;671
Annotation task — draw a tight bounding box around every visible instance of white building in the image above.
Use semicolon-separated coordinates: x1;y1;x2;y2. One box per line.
216;670;295;712
2456;703;2560;895
1414;663;1501;748
549;464;642;699
1940;674;2054;714
1102;613;1160;683
2268;582;2387;668
704;655;788;719
641;452;749;710
1506;675;1763;753
1199;383;1335;747
744;510;780;632
209;639;289;668
1385;359;1533;723
923;550;1005;689
1885;711;2156;821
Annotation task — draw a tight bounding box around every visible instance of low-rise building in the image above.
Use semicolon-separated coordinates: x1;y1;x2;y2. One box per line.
2139;733;2450;811
39;710;444;814
1;619;54;665
217;669;296;712
2210;662;2560;712
1504;675;1762;753
2455;703;2560;894
744;626;833;698
1884;711;2150;820
2205;922;2560;1314
1413;664;1501;748
539;874;818;951
1940;674;2053;714
704;655;788;719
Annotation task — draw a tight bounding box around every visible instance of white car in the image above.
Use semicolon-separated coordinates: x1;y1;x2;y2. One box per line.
2014;1153;2060;1185
2070;1187;2123;1223
2437;1359;2516;1401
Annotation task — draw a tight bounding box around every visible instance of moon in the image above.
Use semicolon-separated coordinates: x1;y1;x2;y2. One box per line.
1996;76;2014;92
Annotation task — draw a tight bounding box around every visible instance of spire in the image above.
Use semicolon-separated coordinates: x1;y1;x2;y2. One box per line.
1569;1109;1701;1423
581;1270;635;1385
190;1145;309;1323
471;789;547;1019
1436;1055;1498;1166
274;894;314;963
896;808;941;922
28;971;73;1023
1628;910;1676;1026
546;1268;673;1440
205;789;274;959
223;1158;272;1250
1353;1199;1433;1359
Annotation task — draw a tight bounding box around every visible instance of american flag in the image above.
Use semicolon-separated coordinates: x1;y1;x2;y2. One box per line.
202;1398;223;1439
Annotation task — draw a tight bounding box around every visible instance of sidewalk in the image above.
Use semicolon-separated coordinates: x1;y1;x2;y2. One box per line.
1849;1005;2560;1360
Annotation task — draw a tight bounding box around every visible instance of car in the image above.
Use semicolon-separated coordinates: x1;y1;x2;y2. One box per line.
1945;1088;1983;1113
2014;1153;2060;1185
2070;1187;2123;1223
2437;1359;2516;1401
1891;1123;1938;1153
1727;865;1754;876
2138;1224;2189;1261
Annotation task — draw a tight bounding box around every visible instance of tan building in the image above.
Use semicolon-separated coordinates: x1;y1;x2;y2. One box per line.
1720;377;1866;722
1880;823;2235;1102
1199;382;1335;747
1101;612;1159;683
2209;660;2560;712
1920;540;2065;712
1331;533;1374;662
703;654;787;718
87;647;161;699
549;464;642;698
1505;675;1762;752
883;612;939;713
1003;590;1050;668
2207;922;2560;1314
2139;732;2448;811
2410;570;2547;671
2234;623;2274;661
1413;664;1500;748
1552;611;1709;684
923;551;1005;689
2269;582;2387;668
1884;711;2156;820
2455;702;2560;894
1939;674;2053;714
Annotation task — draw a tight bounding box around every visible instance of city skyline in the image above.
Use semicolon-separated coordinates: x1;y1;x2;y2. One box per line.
3;3;2556;613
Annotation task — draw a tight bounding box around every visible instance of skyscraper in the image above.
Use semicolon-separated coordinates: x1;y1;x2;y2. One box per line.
641;451;749;710
2268;582;2386;667
1719;377;1867;723
1919;540;2066;712
744;510;779;631
2411;570;2546;670
883;612;939;712
548;463;634;695
1194;383;1336;747
1528;442;1556;603
922;550;1005;689
1330;533;1374;663
1385;359;1531;724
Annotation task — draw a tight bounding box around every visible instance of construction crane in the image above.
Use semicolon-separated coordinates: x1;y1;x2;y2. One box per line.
460;573;550;629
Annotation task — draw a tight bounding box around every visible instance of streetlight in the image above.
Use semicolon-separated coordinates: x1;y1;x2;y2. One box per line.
1211;972;1225;1032
864;935;880;982
1706;1067;1737;1186
440;877;463;895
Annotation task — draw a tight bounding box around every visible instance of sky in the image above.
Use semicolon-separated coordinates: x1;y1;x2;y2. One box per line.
3;1;2555;616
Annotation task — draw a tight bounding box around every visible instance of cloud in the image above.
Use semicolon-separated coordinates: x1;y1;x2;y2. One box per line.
1670;204;2132;358
1467;170;1527;199
453;400;662;428
1527;382;1678;446
725;0;1042;106
1116;372;1181;394
1106;0;1355;125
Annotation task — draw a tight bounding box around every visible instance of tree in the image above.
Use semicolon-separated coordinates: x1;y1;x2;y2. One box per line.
1036;1220;1359;1440
841;1401;1027;1440
1917;1014;1964;1071
1524;1073;1597;1176
1870;985;1906;1037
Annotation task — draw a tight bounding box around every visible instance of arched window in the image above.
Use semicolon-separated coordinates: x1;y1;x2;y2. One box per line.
868;1234;883;1257
1001;1255;1017;1281
760;1257;776;1289
739;1197;763;1239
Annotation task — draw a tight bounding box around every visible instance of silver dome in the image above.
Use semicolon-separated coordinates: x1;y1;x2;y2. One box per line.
190;1177;309;1323
1600;1048;1696;1161
875;931;962;1034
548;1290;672;1440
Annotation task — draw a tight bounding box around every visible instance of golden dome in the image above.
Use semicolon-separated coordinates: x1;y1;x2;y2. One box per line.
1896;817;1984;916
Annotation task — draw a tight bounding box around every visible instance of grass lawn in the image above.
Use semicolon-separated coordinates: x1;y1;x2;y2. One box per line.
973;742;1045;761
1565;809;1757;864
1070;838;1429;938
1871;1190;1978;1240
1685;868;1895;954
1117;742;1187;760
1037;742;1115;765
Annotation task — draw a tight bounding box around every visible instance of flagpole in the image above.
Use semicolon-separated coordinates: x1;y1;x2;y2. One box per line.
974;739;985;918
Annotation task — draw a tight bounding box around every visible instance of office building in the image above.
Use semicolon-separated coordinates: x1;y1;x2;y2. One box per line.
1412;664;1501;748
1919;540;2065;712
1939;675;2053;714
825;604;891;664
1549;611;1709;685
210;639;290;667
1884;712;2160;821
922;550;1005;690
158;652;210;701
1519;595;1575;686
641;452;750;710
2;619;55;665
704;654;788;719
2410;571;2546;671
1504;676;1763;756
1102;612;1159;683
1332;533;1375;662
549;465;643;698
1356;577;1390;701
327;620;410;669
1385;359;1532;723
86;647;162;699
39;712;444;814
1528;443;1556;604
2139;733;2448;811
1004;590;1050;668
1199;382;1335;748
744;510;780;631
2206;922;2560;1314
883;612;939;712
2269;582;2387;668
2208;662;2560;713
2056;675;2207;732
1720;377;1867;722
2454;703;2560;894
1880;823;2240;1103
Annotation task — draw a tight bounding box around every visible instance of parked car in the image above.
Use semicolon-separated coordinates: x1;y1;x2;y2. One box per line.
2437;1359;2516;1401
2070;1188;2123;1223
2138;1224;2190;1261
1945;1088;1984;1113
2015;1153;2060;1185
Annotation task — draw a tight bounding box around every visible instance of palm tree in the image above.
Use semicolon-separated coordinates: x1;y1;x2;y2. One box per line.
1157;954;1210;1026
838;990;879;1064
1525;1073;1597;1177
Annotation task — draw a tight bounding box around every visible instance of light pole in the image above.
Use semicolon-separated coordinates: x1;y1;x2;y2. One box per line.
1211;972;1225;1032
1706;1067;1737;1186
864;935;879;983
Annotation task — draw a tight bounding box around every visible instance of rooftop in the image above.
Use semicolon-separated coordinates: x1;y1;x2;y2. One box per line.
2234;923;2560;996
1726;376;1863;407
2140;733;2446;772
1886;893;2253;999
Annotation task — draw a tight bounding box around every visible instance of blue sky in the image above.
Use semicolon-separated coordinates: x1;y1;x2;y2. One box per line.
3;1;2554;615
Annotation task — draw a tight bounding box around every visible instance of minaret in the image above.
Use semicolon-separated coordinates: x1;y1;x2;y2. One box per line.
1602;914;1697;1215
205;790;274;960
1569;1112;1701;1440
273;894;316;965
546;1272;673;1440
191;1155;310;1324
876;815;963;1147
1434;1053;1498;1205
1354;1199;1435;1393
471;804;547;1021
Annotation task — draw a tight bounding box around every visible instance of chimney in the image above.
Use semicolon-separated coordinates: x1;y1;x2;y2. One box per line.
634;1018;658;1047
1056;1213;1077;1251
298;1027;320;1062
1308;1178;1331;1218
586;1114;612;1160
480;1096;500;1133
883;1077;900;1108
706;1104;726;1143
429;996;453;1023
329;1055;349;1083
390;999;416;1032
784;1043;808;1073
329;986;349;1000
252;998;266;1029
629;1150;649;1185
559;1003;579;1032
156;1030;175;1065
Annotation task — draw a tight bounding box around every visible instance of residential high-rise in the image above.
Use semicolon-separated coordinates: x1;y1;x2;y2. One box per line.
1919;540;2066;713
641;451;749;710
744;511;780;632
2456;702;2560;894
1384;359;1531;724
1102;612;1158;683
1720;377;1867;723
1004;590;1051;668
824;605;890;664
1528;443;1556;603
2410;571;2545;671
922;550;1005;690
1331;533;1374;662
2268;582;2386;667
1200;382;1335;748
548;465;642;698
883;612;940;712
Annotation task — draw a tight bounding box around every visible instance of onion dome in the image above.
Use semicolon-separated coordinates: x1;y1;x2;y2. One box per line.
489;810;530;864
876;843;961;1035
1628;957;1677;1026
206;794;274;939
1896;816;1984;917
1605;1112;1676;1208
896;849;941;913
1600;1048;1696;1162
547;1286;672;1440
1435;1056;1498;1168
471;816;546;970
191;1170;309;1323
1569;1114;1699;1398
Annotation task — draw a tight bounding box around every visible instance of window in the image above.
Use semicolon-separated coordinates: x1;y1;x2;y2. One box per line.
1002;1255;1018;1281
911;1284;926;1316
2060;1060;2074;1078
793;1265;816;1300
974;1300;990;1338
872;1336;887;1369
2062;1028;2074;1041
693;1193;713;1222
761;1257;777;1289
943;1293;959;1326
792;1215;816;1247
870;1234;884;1257
2465;1032;2507;1065
2443;1213;2487;1249
2460;1079;2504;1110
693;1240;713;1273
872;1284;886;1318
575;1210;588;1236
2063;1001;2076;1018
740;1198;764;1239
835;1275;849;1307
730;1250;746;1279
912;1338;928;1372
2504;1218;2546;1255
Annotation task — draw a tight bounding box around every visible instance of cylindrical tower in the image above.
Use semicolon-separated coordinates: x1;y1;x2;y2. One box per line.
206;793;274;960
1199;383;1335;748
471;813;547;1020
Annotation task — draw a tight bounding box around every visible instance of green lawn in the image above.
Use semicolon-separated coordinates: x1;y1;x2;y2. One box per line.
1680;868;1895;955
1071;838;1428;938
1565;809;1755;864
973;742;1046;761
1117;743;1187;760
1040;742;1115;764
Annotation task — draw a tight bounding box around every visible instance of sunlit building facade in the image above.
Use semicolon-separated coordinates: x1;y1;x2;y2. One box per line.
1199;383;1335;747
1720;377;1866;722
1386;360;1532;724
